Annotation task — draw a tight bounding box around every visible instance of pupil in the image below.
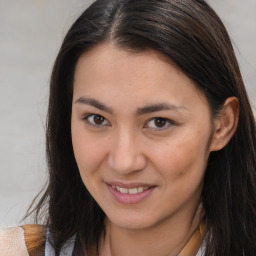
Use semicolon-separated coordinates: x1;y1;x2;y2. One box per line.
94;115;104;124
155;118;166;127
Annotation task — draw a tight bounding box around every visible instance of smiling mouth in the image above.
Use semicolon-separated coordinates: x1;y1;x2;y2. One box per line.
107;183;156;204
111;185;151;194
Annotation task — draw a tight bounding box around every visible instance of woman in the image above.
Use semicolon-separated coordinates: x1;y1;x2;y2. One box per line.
1;0;256;255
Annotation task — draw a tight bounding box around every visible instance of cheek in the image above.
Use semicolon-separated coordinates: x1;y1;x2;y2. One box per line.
71;126;106;179
72;134;109;199
151;131;210;184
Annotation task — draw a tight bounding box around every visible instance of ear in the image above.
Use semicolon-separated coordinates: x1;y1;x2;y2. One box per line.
210;97;239;151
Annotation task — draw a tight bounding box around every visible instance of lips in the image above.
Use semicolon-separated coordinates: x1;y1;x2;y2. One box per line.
106;181;156;204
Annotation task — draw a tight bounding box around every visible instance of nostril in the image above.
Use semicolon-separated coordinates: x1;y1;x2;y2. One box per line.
107;150;147;174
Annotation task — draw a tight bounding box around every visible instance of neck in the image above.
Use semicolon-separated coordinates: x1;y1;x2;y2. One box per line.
101;203;204;256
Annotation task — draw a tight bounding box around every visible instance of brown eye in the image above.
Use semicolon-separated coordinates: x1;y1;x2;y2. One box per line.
85;114;109;126
94;115;105;125
146;117;174;130
154;118;167;128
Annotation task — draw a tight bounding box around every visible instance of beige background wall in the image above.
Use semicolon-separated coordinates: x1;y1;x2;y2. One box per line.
0;0;255;227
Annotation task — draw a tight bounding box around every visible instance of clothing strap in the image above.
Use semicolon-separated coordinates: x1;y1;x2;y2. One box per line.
178;221;206;256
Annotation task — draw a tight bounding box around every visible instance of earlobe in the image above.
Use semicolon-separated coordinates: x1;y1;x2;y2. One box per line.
210;97;239;151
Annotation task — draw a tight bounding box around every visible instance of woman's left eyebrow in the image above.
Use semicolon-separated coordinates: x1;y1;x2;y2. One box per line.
137;103;187;115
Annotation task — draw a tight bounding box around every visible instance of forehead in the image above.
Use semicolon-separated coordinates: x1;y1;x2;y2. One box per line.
73;43;208;111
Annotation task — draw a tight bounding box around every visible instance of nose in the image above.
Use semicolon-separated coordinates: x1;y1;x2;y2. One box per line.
107;128;147;174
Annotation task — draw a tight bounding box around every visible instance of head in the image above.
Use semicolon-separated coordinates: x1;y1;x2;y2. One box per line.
42;0;256;255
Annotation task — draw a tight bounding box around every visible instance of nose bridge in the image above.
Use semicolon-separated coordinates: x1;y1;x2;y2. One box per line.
108;126;146;174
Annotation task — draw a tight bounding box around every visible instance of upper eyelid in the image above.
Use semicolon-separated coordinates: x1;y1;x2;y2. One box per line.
82;113;104;119
147;117;175;124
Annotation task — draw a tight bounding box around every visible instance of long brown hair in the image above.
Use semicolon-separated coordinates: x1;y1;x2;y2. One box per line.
26;0;256;255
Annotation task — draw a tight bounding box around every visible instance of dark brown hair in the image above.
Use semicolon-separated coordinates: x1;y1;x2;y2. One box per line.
26;0;256;255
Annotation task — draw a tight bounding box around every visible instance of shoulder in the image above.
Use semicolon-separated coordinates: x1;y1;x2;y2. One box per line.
0;224;46;256
0;226;29;256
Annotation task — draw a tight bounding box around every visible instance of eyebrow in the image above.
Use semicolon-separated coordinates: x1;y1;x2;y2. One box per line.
75;96;187;115
137;103;187;115
75;97;114;114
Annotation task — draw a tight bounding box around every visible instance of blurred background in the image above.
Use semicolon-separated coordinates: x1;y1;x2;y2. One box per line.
0;0;255;227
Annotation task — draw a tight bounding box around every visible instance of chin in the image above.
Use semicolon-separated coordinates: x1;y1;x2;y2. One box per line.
111;219;151;230
106;211;159;230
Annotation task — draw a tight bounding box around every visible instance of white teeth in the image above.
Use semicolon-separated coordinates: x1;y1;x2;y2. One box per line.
120;187;128;193
128;188;138;194
112;185;150;194
137;187;143;193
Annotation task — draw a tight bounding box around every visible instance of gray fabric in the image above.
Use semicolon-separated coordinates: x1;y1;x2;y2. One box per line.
195;238;206;256
45;229;75;256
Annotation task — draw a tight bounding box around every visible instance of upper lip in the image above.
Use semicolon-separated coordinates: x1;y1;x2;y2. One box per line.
106;181;156;188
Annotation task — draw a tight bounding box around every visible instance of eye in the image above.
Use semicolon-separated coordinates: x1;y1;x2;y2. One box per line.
146;117;174;130
84;114;109;127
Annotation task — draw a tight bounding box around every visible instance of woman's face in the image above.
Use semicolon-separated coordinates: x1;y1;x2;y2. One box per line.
71;43;215;230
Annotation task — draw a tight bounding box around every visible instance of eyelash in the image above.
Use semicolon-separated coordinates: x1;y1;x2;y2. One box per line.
82;114;175;130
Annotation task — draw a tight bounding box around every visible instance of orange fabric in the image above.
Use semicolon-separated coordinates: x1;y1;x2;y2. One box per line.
22;224;46;256
178;221;206;256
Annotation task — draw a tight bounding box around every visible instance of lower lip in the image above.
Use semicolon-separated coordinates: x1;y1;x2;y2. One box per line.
107;185;156;204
